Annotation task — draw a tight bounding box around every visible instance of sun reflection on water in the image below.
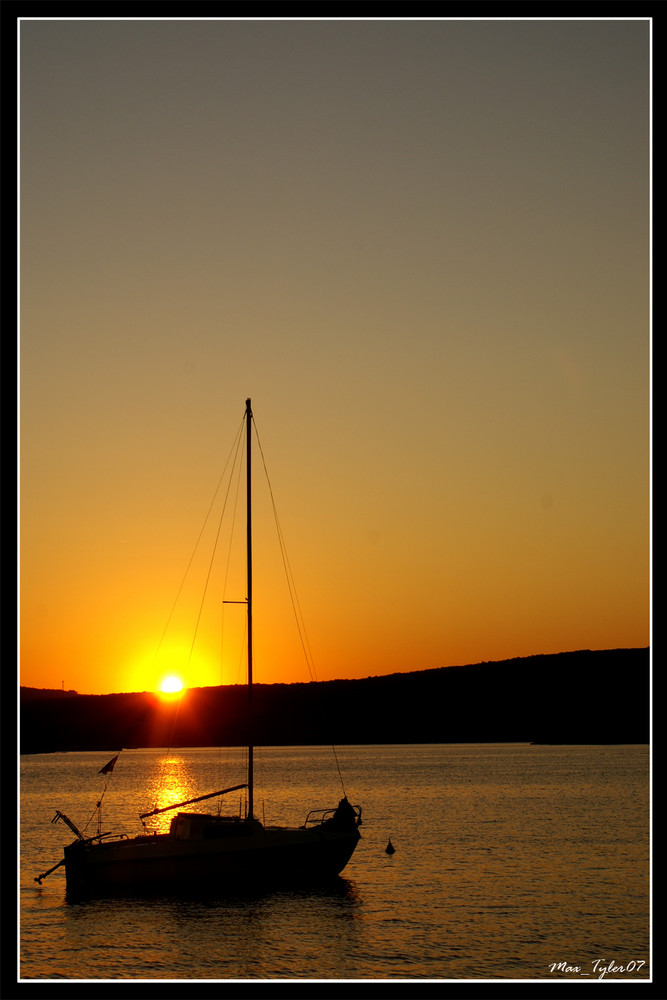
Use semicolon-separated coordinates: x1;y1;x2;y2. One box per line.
142;754;196;834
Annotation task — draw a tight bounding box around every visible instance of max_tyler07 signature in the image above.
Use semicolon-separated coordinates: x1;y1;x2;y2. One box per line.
548;959;647;979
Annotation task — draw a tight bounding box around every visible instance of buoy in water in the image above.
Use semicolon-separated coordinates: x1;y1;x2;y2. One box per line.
385;838;395;854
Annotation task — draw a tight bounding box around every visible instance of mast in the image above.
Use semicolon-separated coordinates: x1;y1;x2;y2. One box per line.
245;398;254;819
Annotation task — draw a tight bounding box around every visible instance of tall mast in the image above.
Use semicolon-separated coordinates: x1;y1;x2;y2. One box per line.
245;398;254;819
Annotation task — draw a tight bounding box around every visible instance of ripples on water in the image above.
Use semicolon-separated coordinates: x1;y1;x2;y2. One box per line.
19;744;650;981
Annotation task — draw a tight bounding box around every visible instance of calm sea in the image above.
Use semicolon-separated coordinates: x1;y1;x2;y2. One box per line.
18;744;650;983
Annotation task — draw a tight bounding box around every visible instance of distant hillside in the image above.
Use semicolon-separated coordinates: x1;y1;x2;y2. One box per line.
20;687;79;702
19;648;649;753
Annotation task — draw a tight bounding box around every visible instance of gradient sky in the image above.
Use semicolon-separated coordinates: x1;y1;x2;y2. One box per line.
19;18;650;695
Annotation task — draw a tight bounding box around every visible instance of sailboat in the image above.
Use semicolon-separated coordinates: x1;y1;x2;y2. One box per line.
36;399;362;895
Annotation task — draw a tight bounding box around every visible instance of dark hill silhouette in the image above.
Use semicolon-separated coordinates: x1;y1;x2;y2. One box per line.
19;648;649;753
20;687;79;702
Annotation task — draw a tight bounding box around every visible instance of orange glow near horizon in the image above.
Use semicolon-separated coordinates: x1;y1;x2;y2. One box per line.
19;21;650;696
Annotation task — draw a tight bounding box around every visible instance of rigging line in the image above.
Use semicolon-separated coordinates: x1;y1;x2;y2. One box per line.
187;422;246;669
82;767;116;834
331;745;347;799
252;418;317;682
231;615;248;687
274;510;317;677
152;416;245;662
253;416;348;799
160;419;245;765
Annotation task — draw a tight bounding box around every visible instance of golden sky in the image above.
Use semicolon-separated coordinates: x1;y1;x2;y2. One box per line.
20;18;650;695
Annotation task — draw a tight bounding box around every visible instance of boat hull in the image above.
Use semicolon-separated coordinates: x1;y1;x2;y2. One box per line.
64;822;360;895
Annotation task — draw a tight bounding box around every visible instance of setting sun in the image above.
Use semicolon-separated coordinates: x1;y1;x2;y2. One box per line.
160;675;184;695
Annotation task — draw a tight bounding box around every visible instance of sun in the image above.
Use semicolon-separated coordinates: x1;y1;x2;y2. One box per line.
160;675;184;695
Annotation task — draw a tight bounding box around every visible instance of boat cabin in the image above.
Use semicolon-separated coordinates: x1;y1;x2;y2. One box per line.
168;812;262;841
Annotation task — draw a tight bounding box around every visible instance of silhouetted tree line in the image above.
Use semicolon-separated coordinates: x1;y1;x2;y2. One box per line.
20;648;649;754
20;687;79;701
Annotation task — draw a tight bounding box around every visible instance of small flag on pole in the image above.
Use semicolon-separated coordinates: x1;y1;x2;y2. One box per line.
98;754;119;775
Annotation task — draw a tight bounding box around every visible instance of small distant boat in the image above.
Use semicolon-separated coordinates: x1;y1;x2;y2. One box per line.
37;399;362;895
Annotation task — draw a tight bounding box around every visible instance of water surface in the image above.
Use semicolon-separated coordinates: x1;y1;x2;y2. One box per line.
19;744;650;982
